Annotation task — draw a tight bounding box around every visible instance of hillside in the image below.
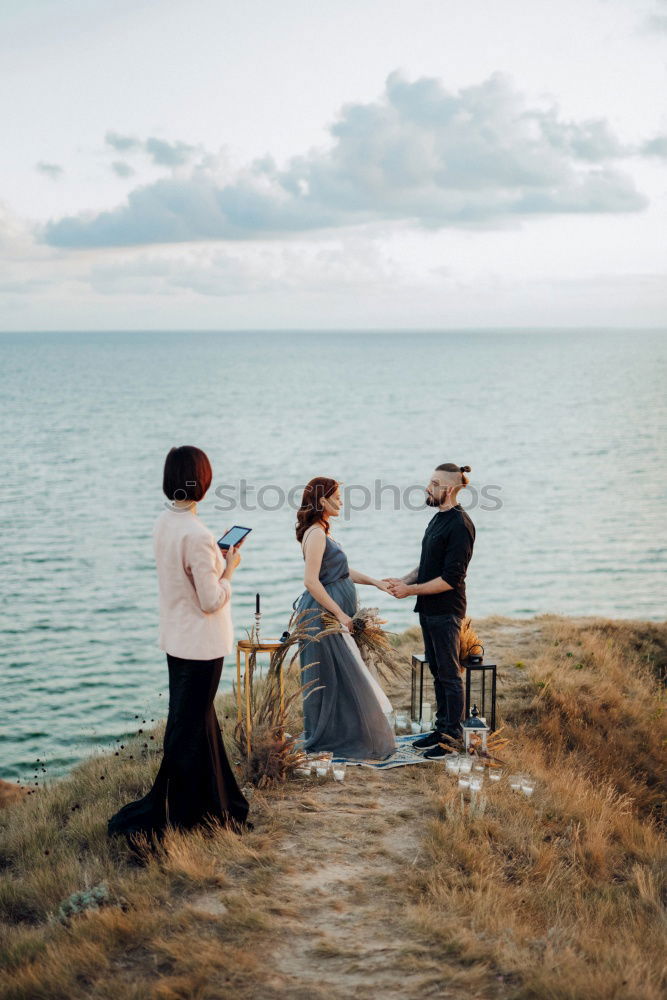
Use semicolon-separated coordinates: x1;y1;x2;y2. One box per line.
1;615;665;1000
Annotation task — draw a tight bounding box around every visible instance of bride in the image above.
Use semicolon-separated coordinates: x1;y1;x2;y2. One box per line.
295;477;396;760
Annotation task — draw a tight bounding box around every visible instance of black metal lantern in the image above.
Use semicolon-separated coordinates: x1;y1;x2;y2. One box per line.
410;653;434;724
464;655;497;731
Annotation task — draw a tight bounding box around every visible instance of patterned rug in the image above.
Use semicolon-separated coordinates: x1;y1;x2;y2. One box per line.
300;733;433;770
335;733;434;769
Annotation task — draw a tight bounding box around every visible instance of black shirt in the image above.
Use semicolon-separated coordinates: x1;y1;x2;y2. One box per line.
414;504;475;618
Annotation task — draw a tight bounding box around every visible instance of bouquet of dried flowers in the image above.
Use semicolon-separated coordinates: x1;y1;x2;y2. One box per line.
318;607;405;685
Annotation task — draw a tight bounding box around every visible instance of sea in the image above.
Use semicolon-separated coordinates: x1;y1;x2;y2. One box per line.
1;329;665;781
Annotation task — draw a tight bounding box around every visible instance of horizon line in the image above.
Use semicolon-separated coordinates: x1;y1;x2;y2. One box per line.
1;325;666;336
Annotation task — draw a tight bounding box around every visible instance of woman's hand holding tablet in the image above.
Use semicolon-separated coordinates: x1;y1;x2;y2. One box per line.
217;525;252;550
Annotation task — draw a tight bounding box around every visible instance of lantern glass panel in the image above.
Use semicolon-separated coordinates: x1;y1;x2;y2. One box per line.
463;728;488;753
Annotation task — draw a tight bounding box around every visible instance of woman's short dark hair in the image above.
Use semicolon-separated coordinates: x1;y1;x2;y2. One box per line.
162;446;213;503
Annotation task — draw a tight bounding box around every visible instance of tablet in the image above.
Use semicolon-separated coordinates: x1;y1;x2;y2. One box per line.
217;525;252;550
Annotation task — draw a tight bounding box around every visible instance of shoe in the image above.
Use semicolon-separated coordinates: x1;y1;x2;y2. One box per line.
412;730;443;750
423;744;450;760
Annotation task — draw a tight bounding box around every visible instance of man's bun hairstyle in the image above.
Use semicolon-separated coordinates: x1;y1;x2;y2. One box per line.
437;462;471;487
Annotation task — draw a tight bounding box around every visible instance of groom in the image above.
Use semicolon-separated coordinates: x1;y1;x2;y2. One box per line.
385;463;476;758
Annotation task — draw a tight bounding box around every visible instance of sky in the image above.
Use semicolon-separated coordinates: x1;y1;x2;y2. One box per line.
1;0;666;331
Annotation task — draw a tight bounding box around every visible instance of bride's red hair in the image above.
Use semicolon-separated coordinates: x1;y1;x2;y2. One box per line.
295;477;339;543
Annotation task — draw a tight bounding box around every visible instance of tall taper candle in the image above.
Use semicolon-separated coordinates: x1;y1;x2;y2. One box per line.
256;593;260;614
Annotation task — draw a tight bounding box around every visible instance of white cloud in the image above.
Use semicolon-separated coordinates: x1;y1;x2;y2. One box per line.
105;131;141;153
105;131;197;166
641;135;667;157
644;0;667;32
86;238;403;298
111;160;135;178
44;71;650;249
36;161;64;180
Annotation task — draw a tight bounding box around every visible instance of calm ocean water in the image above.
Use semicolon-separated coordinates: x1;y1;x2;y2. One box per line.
1;329;665;780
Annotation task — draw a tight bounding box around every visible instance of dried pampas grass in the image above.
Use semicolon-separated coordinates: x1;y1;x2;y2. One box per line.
234;610;318;788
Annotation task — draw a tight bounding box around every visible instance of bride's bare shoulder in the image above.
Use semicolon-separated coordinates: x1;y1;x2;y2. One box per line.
301;524;326;550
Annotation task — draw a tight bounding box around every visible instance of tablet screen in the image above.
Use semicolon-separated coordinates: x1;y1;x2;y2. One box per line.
218;525;252;548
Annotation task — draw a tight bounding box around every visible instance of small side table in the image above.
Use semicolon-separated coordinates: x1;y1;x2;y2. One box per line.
235;638;285;757
411;652;497;731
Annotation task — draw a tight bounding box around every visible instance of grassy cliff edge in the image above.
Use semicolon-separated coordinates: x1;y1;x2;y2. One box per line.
1;615;665;1000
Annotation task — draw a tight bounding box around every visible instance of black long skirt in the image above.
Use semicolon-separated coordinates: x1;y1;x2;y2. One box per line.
108;654;249;842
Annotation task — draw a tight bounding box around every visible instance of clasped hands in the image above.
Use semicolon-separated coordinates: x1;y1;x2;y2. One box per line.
379;577;412;599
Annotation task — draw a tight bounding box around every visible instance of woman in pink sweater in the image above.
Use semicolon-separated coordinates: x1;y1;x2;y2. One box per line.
108;446;250;847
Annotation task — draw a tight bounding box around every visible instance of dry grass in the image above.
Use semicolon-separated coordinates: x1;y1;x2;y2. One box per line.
408;617;667;1000
0;694;294;1000
512;618;666;823
0;615;665;1000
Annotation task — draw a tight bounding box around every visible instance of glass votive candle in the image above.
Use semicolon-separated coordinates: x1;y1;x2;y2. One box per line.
395;712;409;733
458;756;473;774
332;762;346;782
312;752;332;777
294;763;311;778
508;773;523;791
521;777;535;797
445;755;462;775
469;774;484;793
411;721;422;735
488;768;502;782
420;702;432;726
458;774;470;789
472;760;485;772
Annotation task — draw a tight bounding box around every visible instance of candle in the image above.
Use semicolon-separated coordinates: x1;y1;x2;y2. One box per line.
256;593;260;614
395;712;409;732
445;755;461;775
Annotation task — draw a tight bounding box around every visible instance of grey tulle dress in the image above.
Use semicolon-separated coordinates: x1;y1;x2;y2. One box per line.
295;533;396;760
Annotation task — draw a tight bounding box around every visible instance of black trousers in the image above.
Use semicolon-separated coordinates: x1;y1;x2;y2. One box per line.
108;655;249;842
419;613;464;735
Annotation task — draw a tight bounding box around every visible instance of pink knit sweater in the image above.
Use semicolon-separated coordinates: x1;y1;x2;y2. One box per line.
153;503;233;660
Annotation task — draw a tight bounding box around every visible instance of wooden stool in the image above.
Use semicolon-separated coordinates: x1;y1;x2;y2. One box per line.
236;638;285;757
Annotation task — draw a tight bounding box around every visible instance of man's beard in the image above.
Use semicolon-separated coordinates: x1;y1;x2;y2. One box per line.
425;494;440;507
